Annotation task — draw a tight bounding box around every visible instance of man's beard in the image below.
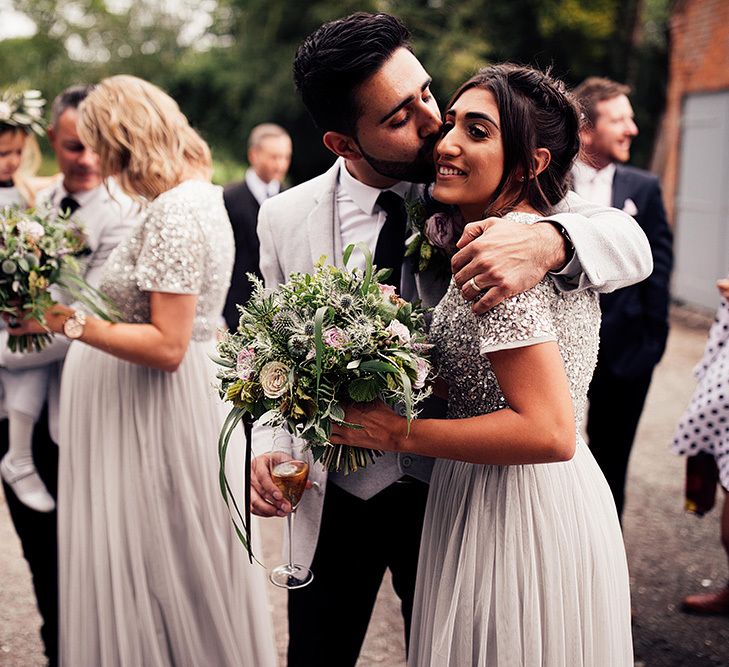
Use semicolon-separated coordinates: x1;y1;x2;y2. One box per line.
356;135;437;183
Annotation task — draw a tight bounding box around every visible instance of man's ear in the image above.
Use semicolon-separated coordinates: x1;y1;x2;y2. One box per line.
579;128;593;150
46;126;56;146
532;147;551;178
322;131;363;161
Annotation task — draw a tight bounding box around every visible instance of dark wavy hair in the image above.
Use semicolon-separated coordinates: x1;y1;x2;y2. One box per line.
293;12;411;135
447;64;581;216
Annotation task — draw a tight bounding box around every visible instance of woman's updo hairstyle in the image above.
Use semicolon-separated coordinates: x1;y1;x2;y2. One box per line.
447;64;581;216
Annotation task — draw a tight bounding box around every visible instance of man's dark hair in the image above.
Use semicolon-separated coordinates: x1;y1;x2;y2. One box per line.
51;84;94;128
572;76;631;127
293;12;411;135
447;64;581;216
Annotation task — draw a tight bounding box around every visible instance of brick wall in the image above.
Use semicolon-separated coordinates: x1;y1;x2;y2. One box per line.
661;0;729;224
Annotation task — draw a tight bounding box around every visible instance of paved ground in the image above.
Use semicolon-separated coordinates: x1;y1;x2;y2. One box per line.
1;308;728;667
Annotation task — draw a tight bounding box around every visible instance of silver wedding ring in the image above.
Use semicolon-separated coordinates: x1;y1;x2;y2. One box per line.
468;276;483;293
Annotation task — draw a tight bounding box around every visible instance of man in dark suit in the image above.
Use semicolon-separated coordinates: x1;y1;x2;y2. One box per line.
222;123;292;330
573;77;674;520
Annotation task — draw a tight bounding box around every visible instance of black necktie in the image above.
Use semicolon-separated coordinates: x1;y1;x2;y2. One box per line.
59;195;81;217
374;191;407;289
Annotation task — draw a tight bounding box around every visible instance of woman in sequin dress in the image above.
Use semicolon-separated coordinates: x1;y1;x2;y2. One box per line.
331;65;632;666
8;76;276;666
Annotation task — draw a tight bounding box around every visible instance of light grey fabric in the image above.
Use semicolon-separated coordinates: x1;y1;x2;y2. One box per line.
547;190;653;293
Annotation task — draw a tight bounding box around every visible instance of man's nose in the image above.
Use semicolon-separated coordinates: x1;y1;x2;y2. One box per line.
77;149;97;166
418;103;442;139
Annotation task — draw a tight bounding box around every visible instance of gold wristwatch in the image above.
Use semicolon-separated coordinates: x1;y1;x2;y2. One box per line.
62;310;87;339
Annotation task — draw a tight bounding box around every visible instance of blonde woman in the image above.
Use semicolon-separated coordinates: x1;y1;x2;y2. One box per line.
8;75;277;666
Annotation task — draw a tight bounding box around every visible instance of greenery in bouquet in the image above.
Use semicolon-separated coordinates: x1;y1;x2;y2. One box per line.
0;206;119;352
214;243;434;553
405;185;465;276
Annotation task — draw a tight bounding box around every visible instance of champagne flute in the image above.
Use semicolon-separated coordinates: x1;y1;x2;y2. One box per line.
268;441;314;589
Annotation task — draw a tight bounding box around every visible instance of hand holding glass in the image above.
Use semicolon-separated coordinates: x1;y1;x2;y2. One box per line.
268;443;314;589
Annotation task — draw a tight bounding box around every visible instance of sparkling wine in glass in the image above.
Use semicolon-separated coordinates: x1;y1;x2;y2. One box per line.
269;448;314;589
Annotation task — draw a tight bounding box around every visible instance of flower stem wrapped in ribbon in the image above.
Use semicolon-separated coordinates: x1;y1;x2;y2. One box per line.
0;205;119;351
215;243;434;555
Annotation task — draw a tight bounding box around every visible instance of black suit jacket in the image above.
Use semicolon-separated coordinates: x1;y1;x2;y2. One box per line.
597;164;673;378
222;180;263;331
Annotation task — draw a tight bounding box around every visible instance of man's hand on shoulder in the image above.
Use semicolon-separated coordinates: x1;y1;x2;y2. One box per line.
452;217;569;314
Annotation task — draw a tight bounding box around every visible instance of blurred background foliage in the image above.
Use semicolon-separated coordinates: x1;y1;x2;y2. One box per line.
1;0;670;184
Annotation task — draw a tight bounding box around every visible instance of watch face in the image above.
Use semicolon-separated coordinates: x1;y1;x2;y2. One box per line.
64;317;84;339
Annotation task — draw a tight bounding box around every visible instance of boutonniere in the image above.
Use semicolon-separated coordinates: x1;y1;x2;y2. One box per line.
404;186;465;275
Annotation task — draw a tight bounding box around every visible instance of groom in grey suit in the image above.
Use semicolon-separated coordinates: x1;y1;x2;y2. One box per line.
251;13;652;667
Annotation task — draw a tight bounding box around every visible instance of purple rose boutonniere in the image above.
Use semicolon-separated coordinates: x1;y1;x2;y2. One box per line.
405;187;464;276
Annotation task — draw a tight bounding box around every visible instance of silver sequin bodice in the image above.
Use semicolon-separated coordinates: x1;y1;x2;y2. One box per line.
100;180;234;341
430;211;600;425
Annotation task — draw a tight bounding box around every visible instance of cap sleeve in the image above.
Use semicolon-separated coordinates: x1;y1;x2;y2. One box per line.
478;279;557;355
134;197;205;294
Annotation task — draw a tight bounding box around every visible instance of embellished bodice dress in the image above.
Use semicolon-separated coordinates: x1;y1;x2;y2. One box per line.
58;180;276;666
408;212;633;666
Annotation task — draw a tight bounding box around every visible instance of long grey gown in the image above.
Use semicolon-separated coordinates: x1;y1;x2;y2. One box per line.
409;212;633;666
58;180;276;666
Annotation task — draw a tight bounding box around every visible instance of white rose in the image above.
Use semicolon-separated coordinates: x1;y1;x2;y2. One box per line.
259;361;290;399
0;102;11;120
386;319;411;344
413;356;431;390
17;220;45;242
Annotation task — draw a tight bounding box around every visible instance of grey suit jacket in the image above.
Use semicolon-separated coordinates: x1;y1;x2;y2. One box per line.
257;158;652;568
0;179;139;441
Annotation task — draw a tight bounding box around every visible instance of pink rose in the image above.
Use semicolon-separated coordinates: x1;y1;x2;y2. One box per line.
378;283;397;299
323;326;347;349
236;346;256;381
424;212;455;250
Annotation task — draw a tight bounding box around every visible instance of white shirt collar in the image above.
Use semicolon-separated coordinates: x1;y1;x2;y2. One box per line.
337;158;411;215
573;160;616;186
54;181;105;208
245;168;280;206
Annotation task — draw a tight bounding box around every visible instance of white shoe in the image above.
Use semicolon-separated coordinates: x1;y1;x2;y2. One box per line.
0;455;55;513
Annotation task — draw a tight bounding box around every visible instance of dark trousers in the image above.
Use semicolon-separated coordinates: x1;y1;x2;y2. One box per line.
586;362;654;520
0;410;59;667
287;479;429;667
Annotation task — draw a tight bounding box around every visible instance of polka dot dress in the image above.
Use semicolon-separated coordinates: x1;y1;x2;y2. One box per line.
672;299;729;490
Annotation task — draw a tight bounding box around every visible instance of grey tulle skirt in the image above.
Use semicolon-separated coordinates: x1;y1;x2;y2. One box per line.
58;340;276;666
409;438;633;667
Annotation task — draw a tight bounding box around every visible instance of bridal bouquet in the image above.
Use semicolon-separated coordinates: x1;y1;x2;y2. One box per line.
0;206;117;352
216;242;433;473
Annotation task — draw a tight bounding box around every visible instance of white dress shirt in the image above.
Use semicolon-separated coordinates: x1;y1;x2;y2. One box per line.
0;185;25;207
572;160;616;208
245;169;281;206
336;158;411;273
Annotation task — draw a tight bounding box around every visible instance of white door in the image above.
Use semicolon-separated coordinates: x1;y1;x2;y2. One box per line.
673;91;729;310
